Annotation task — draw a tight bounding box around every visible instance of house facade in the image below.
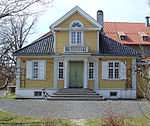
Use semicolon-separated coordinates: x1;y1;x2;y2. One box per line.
14;6;138;99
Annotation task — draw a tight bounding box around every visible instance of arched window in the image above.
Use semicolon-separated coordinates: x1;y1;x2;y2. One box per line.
69;20;84;45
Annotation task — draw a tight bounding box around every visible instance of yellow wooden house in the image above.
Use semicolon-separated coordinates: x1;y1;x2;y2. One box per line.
13;6;138;99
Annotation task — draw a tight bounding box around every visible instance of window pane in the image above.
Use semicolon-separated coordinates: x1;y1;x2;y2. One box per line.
109;62;113;67
89;68;94;79
115;69;119;78
34;62;38;67
89;62;94;67
115;62;119;67
59;62;63;67
77;32;81;44
59;69;63;79
71;32;76;44
109;69;113;78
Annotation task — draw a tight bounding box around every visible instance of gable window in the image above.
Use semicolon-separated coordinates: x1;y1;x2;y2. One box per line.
58;62;64;79
89;62;94;79
102;61;126;80
69;20;84;46
139;32;149;41
117;32;126;41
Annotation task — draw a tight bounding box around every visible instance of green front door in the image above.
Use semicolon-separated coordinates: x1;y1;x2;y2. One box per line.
69;62;83;88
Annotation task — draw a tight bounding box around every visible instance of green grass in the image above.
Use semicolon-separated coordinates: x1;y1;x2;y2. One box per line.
0;93;16;100
86;114;150;126
0;110;73;126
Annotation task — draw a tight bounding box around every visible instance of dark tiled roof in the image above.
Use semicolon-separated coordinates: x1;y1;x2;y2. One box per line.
99;34;138;56
13;33;54;56
128;45;150;57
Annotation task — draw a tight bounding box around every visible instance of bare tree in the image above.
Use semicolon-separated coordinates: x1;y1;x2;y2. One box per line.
0;0;53;20
0;0;53;89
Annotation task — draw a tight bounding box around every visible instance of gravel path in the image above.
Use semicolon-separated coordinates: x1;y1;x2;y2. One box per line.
0;99;149;119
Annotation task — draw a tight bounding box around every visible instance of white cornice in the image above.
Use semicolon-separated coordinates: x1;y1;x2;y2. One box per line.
50;6;102;29
53;27;101;31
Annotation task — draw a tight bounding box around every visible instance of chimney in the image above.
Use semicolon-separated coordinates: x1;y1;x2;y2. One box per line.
97;10;104;27
145;16;150;27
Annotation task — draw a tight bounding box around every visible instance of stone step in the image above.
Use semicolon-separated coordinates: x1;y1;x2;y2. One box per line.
47;97;105;101
51;95;103;98
53;93;99;95
47;88;105;101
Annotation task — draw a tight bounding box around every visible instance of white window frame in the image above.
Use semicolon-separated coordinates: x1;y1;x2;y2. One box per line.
69;20;84;46
88;61;95;80
108;61;120;80
58;61;64;80
33;61;39;79
31;60;46;80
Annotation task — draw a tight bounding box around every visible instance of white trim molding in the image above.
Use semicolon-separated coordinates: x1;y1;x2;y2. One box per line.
132;58;137;90
50;6;102;29
94;59;99;89
16;88;58;98
97;31;100;52
95;89;136;99
54;58;58;89
53;27;101;31
16;58;21;89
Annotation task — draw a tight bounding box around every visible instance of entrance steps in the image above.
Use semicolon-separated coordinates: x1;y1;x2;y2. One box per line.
47;88;105;101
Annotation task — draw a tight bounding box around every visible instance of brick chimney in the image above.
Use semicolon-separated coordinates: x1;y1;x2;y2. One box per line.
97;10;103;27
145;16;150;27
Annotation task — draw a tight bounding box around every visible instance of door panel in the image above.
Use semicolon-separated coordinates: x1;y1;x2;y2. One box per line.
69;62;83;88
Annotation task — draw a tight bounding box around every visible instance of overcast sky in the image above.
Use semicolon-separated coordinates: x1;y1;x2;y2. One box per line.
30;0;150;42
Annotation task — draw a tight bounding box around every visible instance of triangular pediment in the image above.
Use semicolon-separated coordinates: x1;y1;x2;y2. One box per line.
50;6;102;29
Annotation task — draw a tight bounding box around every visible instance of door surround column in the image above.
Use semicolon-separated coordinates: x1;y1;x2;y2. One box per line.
54;58;58;89
84;59;88;88
64;59;69;88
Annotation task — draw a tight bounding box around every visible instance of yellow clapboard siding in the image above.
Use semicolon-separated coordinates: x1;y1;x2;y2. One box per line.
57;12;96;28
20;58;54;89
58;80;64;88
56;31;97;53
84;31;97;53
99;58;132;89
88;80;94;89
56;31;69;53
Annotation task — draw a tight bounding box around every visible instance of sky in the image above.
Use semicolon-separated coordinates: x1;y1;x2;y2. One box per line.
29;0;150;42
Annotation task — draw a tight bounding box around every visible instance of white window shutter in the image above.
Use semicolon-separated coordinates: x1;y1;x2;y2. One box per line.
26;61;32;79
39;60;46;80
102;61;108;79
120;61;126;79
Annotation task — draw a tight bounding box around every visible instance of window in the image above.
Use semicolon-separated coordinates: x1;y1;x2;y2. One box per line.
70;31;82;45
26;60;46;80
108;62;119;79
117;32;126;41
138;32;149;41
89;62;94;79
34;91;42;96
58;62;63;79
33;62;38;79
110;92;117;96
102;61;126;80
69;20;83;45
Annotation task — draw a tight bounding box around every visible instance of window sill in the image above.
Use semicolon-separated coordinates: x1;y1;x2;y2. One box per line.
31;78;46;81
105;78;123;81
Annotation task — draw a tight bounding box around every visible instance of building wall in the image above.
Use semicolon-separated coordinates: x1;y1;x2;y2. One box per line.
56;12;98;53
57;12;96;28
99;58;132;89
20;58;54;89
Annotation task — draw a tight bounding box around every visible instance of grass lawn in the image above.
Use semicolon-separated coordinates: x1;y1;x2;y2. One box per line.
86;114;150;126
0;93;16;100
0;110;73;126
